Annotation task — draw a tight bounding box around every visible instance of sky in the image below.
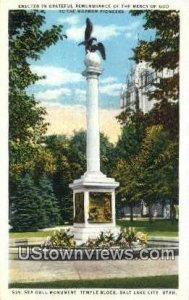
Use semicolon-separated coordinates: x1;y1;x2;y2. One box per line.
28;10;155;143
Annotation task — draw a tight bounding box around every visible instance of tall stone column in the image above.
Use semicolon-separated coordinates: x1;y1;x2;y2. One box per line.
82;52;102;175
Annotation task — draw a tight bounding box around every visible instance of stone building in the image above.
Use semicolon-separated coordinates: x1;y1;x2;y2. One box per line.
120;60;177;113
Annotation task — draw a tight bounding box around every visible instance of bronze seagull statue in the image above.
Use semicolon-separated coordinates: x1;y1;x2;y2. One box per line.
90;42;106;60
78;18;106;60
78;18;96;48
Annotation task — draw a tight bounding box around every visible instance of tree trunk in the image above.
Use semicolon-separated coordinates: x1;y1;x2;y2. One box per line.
130;203;134;222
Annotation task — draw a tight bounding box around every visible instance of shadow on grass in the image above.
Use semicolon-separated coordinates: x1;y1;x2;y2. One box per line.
9;275;178;289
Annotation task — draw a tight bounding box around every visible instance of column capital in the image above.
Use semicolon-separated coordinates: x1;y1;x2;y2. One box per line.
82;66;102;78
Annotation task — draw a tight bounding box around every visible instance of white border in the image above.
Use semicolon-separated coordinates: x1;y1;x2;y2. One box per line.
0;0;189;299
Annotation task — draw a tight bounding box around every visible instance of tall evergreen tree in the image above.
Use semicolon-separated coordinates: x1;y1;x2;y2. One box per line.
10;174;43;231
38;176;61;227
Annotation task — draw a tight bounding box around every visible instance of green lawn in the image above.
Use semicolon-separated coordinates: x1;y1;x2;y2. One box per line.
9;219;178;239
9;230;55;239
117;219;178;237
9;275;178;289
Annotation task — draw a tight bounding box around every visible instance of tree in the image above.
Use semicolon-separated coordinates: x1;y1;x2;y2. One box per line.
129;125;178;222
113;158;140;222
10;174;43;231
45;134;77;224
67;131;87;179
132;11;179;137
115;112;146;162
9;140;56;211
130;10;179;102
115;11;179;222
38;176;61;227
151;138;178;223
9;9;67;191
9;11;67;228
10;174;61;231
67;130;115;177
100;133;116;176
113;114;147;221
113;125;178;222
9;141;56;180
117;10;179;140
9;10;67;143
44;131;116;224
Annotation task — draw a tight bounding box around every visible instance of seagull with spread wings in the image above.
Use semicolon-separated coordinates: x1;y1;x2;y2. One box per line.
78;18;106;60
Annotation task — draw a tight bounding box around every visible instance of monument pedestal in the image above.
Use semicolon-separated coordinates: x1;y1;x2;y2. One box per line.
69;51;120;245
70;172;119;244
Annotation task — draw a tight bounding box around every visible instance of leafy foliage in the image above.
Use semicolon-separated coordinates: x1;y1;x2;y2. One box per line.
44;131;116;224
9;141;55;180
114;10;179;222
83;228;148;249
113;125;178;221
115;112;146;161
118;10;179;138
9;10;67;230
130;10;179;70
42;229;76;248
9;10;66;143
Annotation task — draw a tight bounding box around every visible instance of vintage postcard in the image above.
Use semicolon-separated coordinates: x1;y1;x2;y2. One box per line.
0;0;189;299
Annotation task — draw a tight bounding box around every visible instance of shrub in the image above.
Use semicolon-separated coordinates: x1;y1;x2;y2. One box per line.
84;228;148;249
42;229;76;248
42;227;148;249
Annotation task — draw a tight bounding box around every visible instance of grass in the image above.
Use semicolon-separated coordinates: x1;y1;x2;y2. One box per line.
117;219;178;237
9;275;178;289
9;219;178;239
9;230;55;239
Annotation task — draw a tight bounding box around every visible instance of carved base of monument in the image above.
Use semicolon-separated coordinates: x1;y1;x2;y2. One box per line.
71;225;121;245
69;172;120;245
